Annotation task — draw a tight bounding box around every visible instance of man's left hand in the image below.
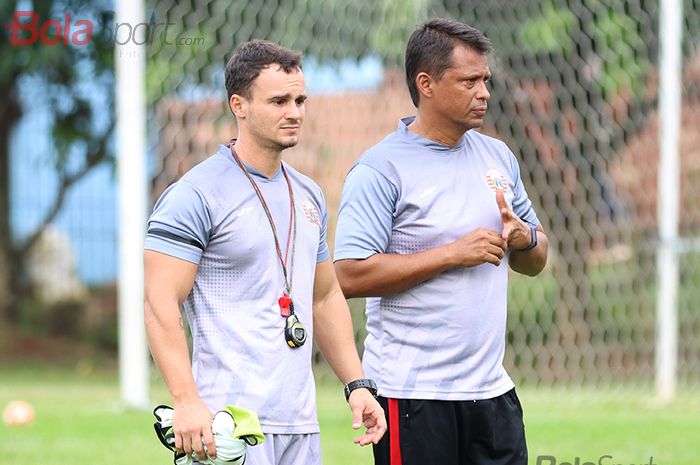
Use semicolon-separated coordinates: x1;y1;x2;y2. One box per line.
496;189;531;251
348;389;387;446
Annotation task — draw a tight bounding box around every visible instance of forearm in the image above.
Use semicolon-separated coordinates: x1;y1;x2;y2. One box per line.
145;300;200;403
144;251;214;457
314;282;388;446
313;286;365;384
335;245;457;298
508;229;548;276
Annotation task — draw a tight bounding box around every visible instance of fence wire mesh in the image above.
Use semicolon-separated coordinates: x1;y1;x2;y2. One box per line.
145;0;700;389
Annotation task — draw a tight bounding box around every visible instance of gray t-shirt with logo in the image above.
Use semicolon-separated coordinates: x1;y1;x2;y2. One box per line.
145;145;329;433
335;117;540;401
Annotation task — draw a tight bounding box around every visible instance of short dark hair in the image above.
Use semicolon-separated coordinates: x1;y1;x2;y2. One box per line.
405;18;492;107
225;40;302;101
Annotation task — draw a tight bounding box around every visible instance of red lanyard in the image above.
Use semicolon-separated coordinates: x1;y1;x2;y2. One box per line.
230;147;297;311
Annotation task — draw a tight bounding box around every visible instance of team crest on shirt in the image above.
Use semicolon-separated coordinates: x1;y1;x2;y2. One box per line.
485;169;509;193
302;201;321;226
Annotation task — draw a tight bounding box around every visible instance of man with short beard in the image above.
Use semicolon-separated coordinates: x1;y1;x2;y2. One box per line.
145;39;385;465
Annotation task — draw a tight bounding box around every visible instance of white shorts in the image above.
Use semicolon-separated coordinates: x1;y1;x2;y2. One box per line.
195;433;322;465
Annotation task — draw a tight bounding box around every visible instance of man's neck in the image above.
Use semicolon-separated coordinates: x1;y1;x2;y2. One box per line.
232;138;283;178
408;113;466;148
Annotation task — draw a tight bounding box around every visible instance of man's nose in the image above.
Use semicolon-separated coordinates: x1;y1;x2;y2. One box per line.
286;102;303;120
477;81;491;100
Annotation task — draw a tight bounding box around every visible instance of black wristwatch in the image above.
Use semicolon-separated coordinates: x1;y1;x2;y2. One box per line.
515;224;538;252
344;378;378;402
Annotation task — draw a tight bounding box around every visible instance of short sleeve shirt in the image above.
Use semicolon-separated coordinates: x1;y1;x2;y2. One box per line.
335;117;540;400
145;145;329;433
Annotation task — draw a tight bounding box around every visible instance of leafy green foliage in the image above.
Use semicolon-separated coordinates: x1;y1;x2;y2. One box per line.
593;9;650;97
518;3;576;54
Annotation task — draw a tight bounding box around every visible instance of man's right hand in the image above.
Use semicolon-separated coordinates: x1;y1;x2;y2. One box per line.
172;397;216;460
447;227;507;267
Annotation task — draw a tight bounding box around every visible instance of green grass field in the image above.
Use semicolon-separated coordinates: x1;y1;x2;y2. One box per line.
1;364;698;465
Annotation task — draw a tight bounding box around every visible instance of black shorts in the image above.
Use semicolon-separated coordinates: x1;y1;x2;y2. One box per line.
372;388;527;465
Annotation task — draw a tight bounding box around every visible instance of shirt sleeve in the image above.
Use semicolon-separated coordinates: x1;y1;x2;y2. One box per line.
508;151;540;228
317;189;331;263
334;163;398;261
144;180;213;264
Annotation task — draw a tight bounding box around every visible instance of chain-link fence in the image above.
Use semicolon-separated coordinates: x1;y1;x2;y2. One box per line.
143;0;700;389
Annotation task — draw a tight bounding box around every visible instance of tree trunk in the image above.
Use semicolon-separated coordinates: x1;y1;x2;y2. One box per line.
0;81;23;324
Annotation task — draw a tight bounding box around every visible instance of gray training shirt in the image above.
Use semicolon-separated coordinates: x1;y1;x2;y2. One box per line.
335;117;540;401
145;145;329;433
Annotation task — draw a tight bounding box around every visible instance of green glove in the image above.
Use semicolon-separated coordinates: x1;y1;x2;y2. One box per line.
223;405;265;446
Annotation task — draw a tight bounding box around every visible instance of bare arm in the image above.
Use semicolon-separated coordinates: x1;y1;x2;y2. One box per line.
312;259;387;445
508;225;548;276
144;250;215;460
313;259;364;383
335;228;507;298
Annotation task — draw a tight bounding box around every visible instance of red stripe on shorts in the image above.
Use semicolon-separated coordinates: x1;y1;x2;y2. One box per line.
388;398;402;465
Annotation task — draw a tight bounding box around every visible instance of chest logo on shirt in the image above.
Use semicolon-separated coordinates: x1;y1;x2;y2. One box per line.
485;169;509;194
234;206;254;218
302;201;321;227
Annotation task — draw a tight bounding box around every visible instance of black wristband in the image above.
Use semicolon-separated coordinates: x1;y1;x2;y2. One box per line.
515;225;538;252
344;378;378;402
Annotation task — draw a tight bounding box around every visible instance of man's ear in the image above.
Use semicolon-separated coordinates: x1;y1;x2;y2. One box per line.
229;94;246;119
415;72;434;100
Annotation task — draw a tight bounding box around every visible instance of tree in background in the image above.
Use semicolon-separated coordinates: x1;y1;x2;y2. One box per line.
0;0;114;325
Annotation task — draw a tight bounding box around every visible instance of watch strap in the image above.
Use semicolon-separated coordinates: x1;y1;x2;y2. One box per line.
344;378;378;401
515;224;538;252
